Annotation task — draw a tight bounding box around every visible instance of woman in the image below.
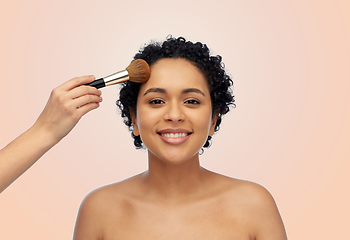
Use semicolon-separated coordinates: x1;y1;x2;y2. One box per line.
73;37;287;239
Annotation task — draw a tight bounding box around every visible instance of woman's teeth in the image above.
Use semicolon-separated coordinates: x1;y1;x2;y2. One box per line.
161;133;188;138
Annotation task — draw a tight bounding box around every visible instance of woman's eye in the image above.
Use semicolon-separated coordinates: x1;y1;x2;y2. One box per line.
149;99;164;105
185;99;200;104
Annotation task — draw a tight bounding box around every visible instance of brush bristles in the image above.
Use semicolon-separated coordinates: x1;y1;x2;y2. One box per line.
126;59;151;83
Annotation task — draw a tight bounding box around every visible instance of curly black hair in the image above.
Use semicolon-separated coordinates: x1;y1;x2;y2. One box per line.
116;36;235;149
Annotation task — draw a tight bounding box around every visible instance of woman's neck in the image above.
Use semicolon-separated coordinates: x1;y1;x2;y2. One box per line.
141;151;209;203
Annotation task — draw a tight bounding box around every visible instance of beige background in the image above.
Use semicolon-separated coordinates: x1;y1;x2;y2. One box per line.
0;0;349;239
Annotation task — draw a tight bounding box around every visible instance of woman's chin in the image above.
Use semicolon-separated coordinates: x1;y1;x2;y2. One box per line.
147;149;200;166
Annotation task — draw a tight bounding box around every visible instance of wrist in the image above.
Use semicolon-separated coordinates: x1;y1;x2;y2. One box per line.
29;122;62;150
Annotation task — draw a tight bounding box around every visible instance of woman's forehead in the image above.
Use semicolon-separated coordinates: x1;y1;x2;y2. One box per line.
139;58;210;94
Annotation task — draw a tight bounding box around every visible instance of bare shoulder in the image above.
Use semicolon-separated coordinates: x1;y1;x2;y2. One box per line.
226;178;276;207
73;173;143;240
209;173;287;240
208;172;275;202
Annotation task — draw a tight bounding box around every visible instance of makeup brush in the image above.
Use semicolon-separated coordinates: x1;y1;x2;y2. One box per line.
86;59;150;89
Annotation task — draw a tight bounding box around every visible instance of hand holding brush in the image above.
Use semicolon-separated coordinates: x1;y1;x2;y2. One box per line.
0;59;150;193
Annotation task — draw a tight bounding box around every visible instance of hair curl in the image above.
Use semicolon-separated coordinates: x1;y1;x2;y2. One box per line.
116;36;235;149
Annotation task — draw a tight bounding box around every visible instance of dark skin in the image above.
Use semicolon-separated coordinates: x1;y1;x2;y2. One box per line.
73;59;287;240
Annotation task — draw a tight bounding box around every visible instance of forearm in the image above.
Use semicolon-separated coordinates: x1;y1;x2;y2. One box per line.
0;124;57;193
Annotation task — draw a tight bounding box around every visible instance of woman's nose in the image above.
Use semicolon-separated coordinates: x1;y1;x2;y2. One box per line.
164;102;185;122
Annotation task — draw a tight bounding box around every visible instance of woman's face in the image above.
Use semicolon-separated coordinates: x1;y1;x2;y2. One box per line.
132;58;217;164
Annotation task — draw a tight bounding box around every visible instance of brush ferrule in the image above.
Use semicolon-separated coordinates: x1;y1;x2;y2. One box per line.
103;69;129;86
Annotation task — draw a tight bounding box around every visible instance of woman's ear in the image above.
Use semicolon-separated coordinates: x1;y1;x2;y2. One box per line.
130;108;139;136
209;113;219;136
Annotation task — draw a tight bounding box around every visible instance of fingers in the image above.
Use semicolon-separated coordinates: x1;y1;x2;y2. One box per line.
65;85;101;108
77;101;101;116
46;76;103;121
59;75;96;91
50;75;102;108
73;94;102;109
67;84;101;99
34;75;104;142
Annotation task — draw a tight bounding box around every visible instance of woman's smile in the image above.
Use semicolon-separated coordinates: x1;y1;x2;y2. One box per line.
158;128;192;145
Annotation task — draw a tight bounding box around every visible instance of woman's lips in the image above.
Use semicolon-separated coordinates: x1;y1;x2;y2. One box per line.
157;129;192;145
159;134;191;145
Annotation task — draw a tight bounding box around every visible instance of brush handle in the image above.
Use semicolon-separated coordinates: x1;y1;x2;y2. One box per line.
85;78;105;89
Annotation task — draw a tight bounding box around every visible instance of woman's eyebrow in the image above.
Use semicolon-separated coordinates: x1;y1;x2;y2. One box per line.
182;88;205;96
143;88;166;96
143;87;205;96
